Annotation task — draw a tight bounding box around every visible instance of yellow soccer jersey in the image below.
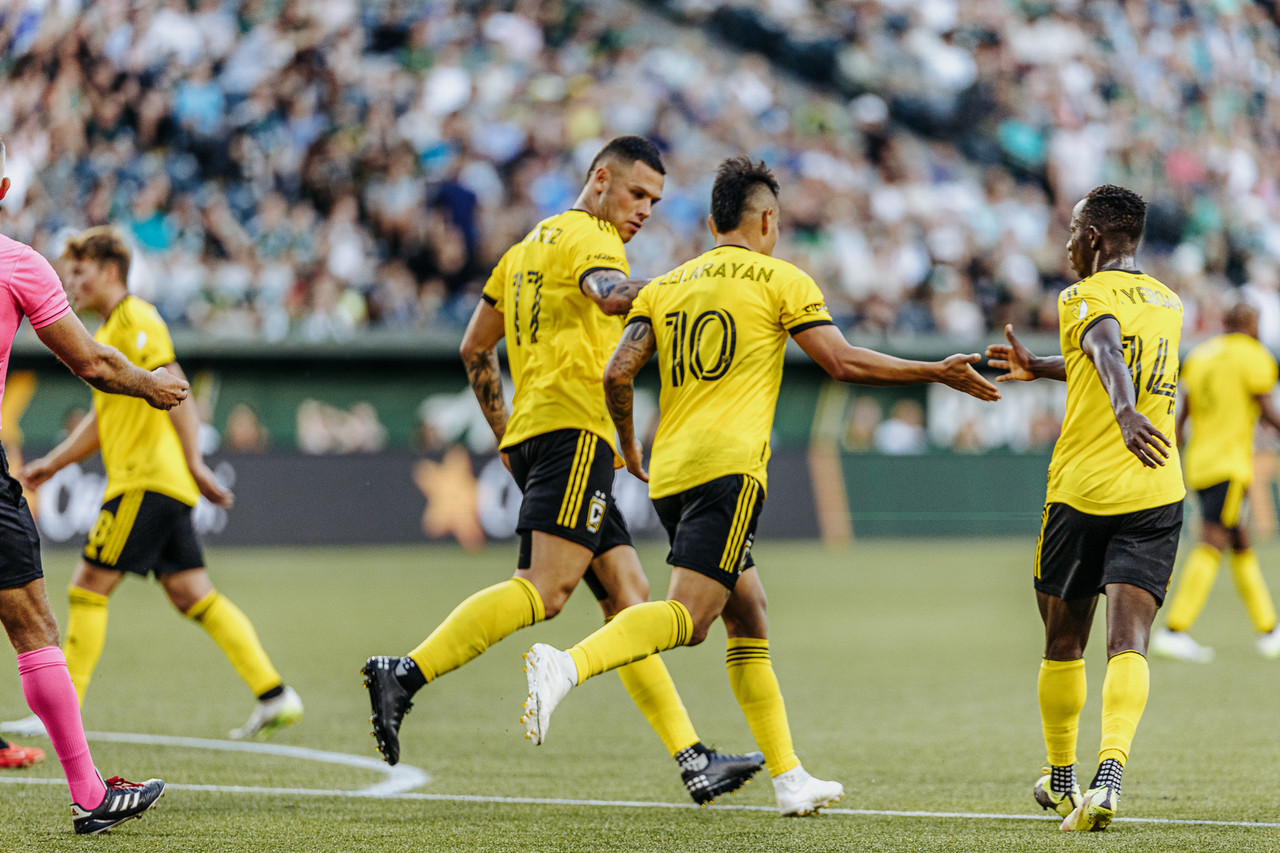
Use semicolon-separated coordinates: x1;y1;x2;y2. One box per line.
93;296;200;505
628;245;833;499
482;210;629;455
1181;332;1278;489
1046;270;1185;514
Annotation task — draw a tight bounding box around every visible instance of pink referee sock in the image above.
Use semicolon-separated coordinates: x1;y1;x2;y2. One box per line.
18;646;106;809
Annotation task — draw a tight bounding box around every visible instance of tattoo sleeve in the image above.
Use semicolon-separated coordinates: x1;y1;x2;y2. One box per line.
604;322;657;443
582;269;649;316
464;349;509;442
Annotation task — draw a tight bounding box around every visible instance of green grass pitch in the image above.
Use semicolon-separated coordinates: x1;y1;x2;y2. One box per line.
2;538;1279;851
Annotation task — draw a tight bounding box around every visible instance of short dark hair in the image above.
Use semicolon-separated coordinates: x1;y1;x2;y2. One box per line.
710;156;779;233
587;136;665;180
1081;184;1146;245
62;225;132;282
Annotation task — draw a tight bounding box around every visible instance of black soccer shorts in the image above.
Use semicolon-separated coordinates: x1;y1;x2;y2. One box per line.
652;474;763;591
83;490;205;577
1034;500;1183;605
1195;479;1247;529
0;445;44;591
507;429;632;598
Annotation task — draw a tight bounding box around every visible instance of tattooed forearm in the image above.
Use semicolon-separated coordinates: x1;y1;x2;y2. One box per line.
464;350;508;441
603;323;656;442
583;270;649;315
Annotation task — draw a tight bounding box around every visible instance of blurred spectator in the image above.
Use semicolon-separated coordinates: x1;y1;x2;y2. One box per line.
0;0;1276;343
874;399;928;455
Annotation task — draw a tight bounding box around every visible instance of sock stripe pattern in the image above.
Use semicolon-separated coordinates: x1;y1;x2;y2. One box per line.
718;477;759;571
665;600;692;647
556;431;595;527
726;638;798;777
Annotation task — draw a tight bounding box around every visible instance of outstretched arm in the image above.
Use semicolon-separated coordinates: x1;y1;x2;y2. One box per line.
791;323;1000;401
1256;390;1280;436
985;324;1066;382
581;269;652;317
19;410;100;491
460;298;509;448
603;320;657;480
1081;317;1170;468
35;313;188;408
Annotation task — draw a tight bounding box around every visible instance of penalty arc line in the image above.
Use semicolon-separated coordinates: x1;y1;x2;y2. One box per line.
0;729;1277;829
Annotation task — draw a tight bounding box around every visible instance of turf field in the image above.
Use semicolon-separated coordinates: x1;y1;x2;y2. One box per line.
2;538;1279;852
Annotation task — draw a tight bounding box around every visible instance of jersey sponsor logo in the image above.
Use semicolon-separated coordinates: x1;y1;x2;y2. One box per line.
801;302;828;315
586;253;623;265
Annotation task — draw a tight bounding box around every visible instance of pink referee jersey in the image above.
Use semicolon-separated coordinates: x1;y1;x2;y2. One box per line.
0;234;72;426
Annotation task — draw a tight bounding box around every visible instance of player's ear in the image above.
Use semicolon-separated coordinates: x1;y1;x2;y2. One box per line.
0;177;9;203
706;214;718;238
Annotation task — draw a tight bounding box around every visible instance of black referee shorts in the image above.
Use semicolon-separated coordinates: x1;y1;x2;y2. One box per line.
83;490;205;577
0;445;44;591
652;474;763;591
1034;500;1183;605
507;429;632;599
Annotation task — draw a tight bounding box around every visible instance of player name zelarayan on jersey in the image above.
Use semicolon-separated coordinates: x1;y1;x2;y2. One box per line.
655;260;777;286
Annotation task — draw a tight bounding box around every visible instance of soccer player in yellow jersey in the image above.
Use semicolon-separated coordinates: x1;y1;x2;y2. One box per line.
521;156;1001;816
986;185;1184;831
18;227;302;741
363;137;765;804
1150;301;1280;662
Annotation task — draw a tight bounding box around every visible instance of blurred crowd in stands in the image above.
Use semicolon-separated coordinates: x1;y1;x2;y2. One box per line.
1;0;1279;345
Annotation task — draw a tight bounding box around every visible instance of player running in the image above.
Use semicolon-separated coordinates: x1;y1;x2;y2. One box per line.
521;156;1000;815
1150;301;1280;662
364;136;764;805
18;226;302;741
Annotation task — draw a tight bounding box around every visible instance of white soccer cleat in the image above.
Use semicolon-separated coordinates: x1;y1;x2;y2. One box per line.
521;643;577;745
1149;627;1214;663
772;765;844;816
1256;628;1280;659
230;686;303;740
1;713;48;738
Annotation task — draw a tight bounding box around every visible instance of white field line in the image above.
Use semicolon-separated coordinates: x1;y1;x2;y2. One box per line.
0;730;1277;829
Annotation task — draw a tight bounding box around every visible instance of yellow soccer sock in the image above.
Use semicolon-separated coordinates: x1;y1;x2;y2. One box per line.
616;653;699;756
1230;550;1278;633
1099;650;1149;767
1164;543;1221;632
568;600;693;684
408;577;545;682
1038;658;1086;768
65;586;110;705
726;638;798;777
186;590;283;698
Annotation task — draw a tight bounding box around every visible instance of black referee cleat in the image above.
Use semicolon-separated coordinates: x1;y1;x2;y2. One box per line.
362;656;414;766
678;745;766;805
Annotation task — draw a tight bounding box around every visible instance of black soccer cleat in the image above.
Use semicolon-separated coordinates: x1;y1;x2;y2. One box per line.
71;776;165;835
679;747;766;805
362;656;414;766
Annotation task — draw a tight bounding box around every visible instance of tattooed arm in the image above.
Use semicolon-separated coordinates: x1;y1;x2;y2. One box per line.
460;299;510;448
581;269;651;316
603;319;657;481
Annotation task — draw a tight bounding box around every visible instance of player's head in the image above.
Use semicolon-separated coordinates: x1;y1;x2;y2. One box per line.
1225;300;1260;338
1067;184;1146;279
581;136;665;243
61;226;132;313
708;156;781;256
0;137;10;204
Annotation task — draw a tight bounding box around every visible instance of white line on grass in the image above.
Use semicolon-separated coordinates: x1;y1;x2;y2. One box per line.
1;731;1277;830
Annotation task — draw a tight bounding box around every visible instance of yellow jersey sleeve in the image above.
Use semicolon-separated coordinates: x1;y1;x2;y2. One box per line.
481;251;509;312
777;271;833;333
1057;280;1119;350
626;281;655;325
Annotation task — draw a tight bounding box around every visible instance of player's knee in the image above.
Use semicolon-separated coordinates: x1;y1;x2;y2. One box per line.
538;587;574;620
